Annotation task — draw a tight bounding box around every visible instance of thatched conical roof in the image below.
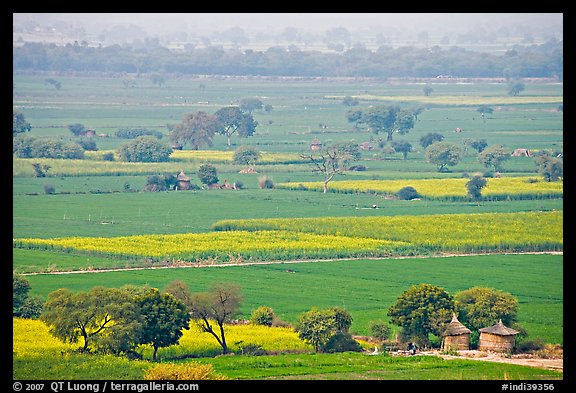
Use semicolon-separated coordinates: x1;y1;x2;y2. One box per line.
479;319;519;336
177;170;190;181
443;313;472;336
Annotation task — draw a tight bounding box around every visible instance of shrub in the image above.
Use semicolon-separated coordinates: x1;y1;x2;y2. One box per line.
250;306;275;326
258;176;274;189
144;362;227;380
324;332;363;353
102;152;115;161
369;321;391;341
396;186;420;200
43;184;55;194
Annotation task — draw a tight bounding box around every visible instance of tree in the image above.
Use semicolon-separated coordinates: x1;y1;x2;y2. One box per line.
535;155;563;182
13;274;31;312
477;145;510;172
476;106;494;122
169;111;219;150
424;142;463;172
118;136;172;163
233;146;261;166
239;97;263;114
423;85;434;96
188;283;242;354
468;139;488;153
362;105;416;142
391;140;412;159
466;174;488;203
387;283;455;346
419;132;444;149
214;106;258;148
295;307;360;353
369;321;391;342
507;80;525;96
345;108;364;130
13;110;31;136
250;306;275;327
135;288;190;361
197;164;219;186
396;186;421;200
143;175;168;192
301;145;352;193
454;287;519;343
41;287;140;353
67;123;87;137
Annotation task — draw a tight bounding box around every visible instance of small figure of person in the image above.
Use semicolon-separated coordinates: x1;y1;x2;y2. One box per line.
407;342;417;355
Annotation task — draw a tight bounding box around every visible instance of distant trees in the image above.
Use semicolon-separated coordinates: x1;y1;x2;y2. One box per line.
466;174;488;202
362;105;416;142
118;136;172;162
507;80;526;96
239;97;264;114
535;155;563;182
419;132;444;149
301;144;359;193
13;135;85;159
233;146;261;166
13;110;31;136
477;145;510;172
169;111;219;150
424;142;463;172
215;106;258;148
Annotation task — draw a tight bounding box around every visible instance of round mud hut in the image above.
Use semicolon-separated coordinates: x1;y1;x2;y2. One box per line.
478;319;519;353
176;170;191;190
442;313;472;351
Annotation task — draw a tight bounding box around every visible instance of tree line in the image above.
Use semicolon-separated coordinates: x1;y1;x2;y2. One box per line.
13;40;563;79
14;273;527;360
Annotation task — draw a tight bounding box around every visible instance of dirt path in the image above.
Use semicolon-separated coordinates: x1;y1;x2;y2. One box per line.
423;350;563;372
21;251;563;276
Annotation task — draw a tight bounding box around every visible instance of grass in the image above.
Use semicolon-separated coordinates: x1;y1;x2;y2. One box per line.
22;254;563;344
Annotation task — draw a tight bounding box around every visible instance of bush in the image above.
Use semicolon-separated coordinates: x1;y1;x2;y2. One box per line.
250;306;275;326
396;186;420;200
43;184;55;194
369;321;391;341
102;152;115;161
324;332;363;353
144;362;227;380
118;136;172;163
197;164;219;186
258;176;274;189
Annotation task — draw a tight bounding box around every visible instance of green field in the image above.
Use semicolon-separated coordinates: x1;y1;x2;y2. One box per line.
13;74;563;380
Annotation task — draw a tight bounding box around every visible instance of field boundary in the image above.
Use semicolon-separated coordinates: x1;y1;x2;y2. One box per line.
20;251;563;276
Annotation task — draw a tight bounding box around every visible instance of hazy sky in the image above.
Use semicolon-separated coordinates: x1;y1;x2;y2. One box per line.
14;13;563;36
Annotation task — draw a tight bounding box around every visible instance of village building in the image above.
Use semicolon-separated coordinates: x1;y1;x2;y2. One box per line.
442;313;472;351
310;138;322;151
176;170;191;190
478;319;519;353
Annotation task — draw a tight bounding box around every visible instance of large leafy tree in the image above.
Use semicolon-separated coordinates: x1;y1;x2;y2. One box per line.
425;141;463;172
454;287;519;332
296;307;360;353
169;111;219;150
214;106;258;148
188;283;243;354
135;288;190;361
477;145;510;172
41;287;141;353
362;105;416;142
387;283;455;346
535;155;563;182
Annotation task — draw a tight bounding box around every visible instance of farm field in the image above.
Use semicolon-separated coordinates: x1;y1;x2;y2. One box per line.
13;74;563;381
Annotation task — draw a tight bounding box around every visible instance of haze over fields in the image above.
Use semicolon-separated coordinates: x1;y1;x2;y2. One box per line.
13;13;563;51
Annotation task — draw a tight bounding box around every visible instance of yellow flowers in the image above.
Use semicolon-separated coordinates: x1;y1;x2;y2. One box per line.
277;177;563;199
14;211;562;262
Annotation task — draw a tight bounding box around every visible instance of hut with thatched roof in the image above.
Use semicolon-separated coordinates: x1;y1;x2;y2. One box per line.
478;319;519;353
176;170;191;190
442;313;472;351
310;138;322;151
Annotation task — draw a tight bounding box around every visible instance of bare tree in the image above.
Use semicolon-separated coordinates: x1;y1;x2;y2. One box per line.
301;147;348;194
